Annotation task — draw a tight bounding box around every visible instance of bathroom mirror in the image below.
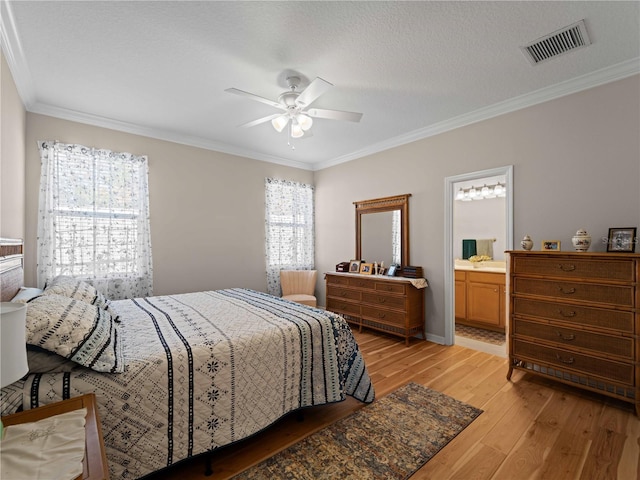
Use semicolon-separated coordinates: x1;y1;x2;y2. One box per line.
355;194;410;268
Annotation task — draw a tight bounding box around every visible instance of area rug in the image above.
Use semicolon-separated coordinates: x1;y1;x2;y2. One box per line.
232;382;482;479
455;324;506;345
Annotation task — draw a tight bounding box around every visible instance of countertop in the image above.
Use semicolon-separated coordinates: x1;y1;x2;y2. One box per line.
454;259;506;273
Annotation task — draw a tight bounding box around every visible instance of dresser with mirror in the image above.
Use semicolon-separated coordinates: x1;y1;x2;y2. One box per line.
325;194;427;345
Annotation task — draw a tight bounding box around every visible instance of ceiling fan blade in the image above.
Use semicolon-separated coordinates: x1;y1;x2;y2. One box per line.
225;88;285;110
239;113;284;128
307;108;363;123
295;77;333;108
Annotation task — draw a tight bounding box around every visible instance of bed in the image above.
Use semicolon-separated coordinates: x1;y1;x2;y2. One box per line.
0;240;374;479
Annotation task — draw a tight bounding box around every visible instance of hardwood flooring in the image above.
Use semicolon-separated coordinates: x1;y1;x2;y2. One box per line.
149;330;639;479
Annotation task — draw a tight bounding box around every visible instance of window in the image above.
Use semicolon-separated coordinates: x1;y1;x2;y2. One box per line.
265;178;314;296
37;141;153;299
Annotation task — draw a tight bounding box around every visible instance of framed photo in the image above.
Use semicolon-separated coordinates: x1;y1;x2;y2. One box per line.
607;227;637;253
541;240;561;251
349;260;361;273
387;264;398;276
360;263;373;275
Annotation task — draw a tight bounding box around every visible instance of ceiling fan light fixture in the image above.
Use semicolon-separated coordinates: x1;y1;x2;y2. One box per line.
296;114;313;131
271;115;289;133
290;122;304;138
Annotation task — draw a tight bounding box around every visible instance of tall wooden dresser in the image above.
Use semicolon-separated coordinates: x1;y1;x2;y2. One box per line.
325;272;426;345
507;251;639;415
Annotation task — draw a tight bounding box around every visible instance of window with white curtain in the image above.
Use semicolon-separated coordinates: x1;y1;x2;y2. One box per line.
37;141;153;299
265;178;315;296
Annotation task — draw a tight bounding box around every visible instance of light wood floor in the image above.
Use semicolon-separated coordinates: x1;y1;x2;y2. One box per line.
149;330;640;480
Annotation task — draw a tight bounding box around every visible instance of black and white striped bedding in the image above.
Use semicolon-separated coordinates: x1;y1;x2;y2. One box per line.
3;288;374;479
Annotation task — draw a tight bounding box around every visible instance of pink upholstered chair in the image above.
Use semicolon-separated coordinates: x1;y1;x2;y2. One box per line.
280;270;317;307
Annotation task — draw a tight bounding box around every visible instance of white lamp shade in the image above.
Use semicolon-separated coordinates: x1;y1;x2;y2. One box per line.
296;114;313;131
290;122;304;138
271;115;289;133
0;302;29;388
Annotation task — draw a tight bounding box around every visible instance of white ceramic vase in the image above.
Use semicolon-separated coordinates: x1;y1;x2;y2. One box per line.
572;229;591;252
520;235;533;251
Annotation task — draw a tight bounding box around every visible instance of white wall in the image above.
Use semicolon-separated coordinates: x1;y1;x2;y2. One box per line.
314;75;640;341
0;51;26;239
454;196;506;260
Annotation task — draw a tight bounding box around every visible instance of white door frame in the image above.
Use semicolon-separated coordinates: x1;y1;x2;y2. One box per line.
443;165;514;346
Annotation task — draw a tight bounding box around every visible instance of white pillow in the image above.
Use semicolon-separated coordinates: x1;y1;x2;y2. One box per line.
25;294;124;373
11;287;44;303
43;275;110;309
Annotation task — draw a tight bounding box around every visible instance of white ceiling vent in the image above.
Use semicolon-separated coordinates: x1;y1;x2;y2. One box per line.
521;20;591;65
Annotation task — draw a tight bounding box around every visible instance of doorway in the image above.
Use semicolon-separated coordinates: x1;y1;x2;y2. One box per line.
443;166;513;351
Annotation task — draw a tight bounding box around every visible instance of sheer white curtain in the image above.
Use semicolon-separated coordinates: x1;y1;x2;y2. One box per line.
37;141;153;299
265;178;315;296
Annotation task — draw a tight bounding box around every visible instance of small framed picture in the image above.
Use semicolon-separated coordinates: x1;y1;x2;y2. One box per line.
360;263;373;275
542;240;561;251
349;260;361;273
607;227;637;253
387;264;398;276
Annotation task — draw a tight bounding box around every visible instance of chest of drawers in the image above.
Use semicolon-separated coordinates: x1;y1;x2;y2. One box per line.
507;251;639;415
325;272;426;345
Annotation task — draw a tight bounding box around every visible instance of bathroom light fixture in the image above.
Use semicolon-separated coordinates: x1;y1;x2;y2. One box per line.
456;182;506;201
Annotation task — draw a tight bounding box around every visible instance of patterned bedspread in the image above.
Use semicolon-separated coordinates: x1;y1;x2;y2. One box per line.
3;289;374;479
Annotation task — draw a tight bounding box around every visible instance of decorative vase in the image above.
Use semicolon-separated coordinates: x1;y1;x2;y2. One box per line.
520;235;533;251
572;229;591;252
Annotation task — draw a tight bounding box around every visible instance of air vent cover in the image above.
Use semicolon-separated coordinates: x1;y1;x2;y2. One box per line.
521;20;591;65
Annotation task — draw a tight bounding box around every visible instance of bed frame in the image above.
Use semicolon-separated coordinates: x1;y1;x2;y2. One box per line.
0;238;24;302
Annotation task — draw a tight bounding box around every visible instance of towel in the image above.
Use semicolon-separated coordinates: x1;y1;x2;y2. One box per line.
462;239;477;260
476;239;494;259
0;408;87;480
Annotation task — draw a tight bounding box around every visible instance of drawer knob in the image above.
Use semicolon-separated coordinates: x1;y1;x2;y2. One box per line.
555;331;576;341
557;309;576;318
557;286;576;294
378;297;386;303
555;353;575;364
558;264;576;272
377;312;386;318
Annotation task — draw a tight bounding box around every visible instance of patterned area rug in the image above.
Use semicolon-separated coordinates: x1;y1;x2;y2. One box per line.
455;324;506;345
232;382;482;479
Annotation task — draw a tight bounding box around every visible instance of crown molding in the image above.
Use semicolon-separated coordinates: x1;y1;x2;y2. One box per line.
29;102;314;170
0;0;36;107
311;57;640;170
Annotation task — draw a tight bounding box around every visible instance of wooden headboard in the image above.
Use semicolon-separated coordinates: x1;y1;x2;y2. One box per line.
0;238;24;302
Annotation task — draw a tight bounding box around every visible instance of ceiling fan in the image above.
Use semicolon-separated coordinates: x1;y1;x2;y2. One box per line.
225;76;363;141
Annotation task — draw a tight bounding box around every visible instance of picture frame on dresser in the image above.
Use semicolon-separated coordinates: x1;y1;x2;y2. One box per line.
349;260;361;273
541;240;560;251
607;227;637;253
387;264;398;276
359;263;373;275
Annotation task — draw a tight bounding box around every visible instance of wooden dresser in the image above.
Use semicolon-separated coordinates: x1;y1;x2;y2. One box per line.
507;251;639;415
325;272;426;345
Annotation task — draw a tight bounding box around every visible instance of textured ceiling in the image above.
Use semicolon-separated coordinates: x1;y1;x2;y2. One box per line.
2;1;639;170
